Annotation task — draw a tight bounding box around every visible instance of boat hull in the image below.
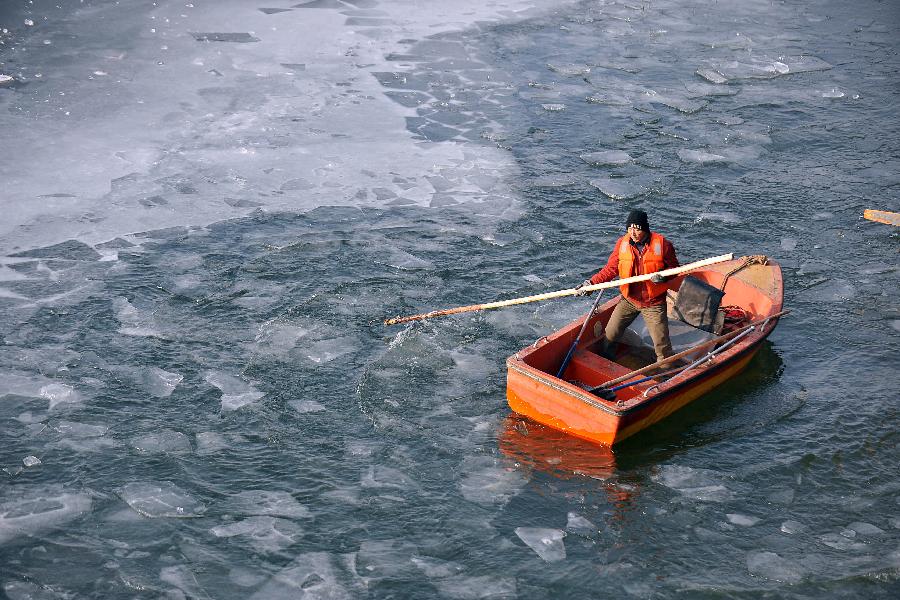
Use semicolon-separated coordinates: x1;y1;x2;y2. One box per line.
506;258;783;446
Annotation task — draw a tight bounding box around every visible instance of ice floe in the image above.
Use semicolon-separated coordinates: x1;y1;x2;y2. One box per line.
697;55;832;84
580;150;632;166
130;430;192;454
726;513;760;527
119;481;205;518
676;149;729;164
780;520;808;534
458;456;528;505
566;512;599;537
223;490;311;519
40;383;81;410
652;465;734;502
211;516;303;553
249;552;364;599
746;550;805;583
515;527;566;562
289;399;326;413
0;486;92;544
205;371;265;411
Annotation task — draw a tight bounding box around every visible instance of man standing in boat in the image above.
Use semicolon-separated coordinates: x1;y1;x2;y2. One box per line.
576;209;679;364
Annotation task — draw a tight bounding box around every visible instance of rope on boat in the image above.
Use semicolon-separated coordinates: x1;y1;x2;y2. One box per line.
719;254;769;291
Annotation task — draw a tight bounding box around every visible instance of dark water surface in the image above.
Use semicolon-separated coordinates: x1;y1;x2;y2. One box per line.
1;0;899;598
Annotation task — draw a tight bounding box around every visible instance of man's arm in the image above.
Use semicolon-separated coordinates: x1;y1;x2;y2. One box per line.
589;246;619;284
663;239;679;270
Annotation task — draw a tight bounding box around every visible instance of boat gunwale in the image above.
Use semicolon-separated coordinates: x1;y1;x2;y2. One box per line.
508;329;775;417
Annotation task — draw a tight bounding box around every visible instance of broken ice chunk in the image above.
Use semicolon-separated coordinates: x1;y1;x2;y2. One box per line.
144;367;183;398
746;550;804;583
580;150;632;166
541;103;566;112
53;421;108;438
40;383;81;410
547;63;591;76
515;527;566;562
677;149;729;164
22;456;41;467
190;32;260;43
289;399;326;413
726;513;760;526
0;486;92;543
211;516;303;553
205;371;265;411
459;456;528;506
225;490;311;518
130;430;192;454
847;522;885;536
565;512;598;537
120;481;205;517
780;520;807;534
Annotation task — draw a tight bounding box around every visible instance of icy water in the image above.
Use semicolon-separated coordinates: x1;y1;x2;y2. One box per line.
1;0;899;597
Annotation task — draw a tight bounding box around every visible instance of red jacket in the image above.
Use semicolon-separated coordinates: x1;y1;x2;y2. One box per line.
589;232;679;307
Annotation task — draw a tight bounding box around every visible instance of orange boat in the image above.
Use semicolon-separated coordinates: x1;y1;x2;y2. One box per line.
506;256;784;446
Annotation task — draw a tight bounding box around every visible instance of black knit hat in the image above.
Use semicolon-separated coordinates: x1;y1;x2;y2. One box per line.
626;209;650;231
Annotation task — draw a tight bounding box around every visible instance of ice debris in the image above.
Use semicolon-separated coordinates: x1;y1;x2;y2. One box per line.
515;527;566;562
120;481;205;518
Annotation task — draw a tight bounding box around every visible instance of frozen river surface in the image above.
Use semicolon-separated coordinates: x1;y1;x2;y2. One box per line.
1;0;899;598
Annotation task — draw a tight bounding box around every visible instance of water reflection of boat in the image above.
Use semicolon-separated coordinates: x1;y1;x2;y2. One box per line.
506;257;785;446
498;414;617;481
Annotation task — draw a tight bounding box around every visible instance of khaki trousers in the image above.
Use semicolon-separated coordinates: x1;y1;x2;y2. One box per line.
594;297;673;362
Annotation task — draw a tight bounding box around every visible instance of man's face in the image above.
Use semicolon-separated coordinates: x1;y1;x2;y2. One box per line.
628;224;648;243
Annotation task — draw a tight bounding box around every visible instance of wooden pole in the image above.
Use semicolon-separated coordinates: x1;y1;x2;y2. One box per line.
384;253;734;326
863;209;900;227
589;309;791;392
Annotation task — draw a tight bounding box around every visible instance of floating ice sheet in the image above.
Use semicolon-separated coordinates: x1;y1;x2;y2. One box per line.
130;430;192;454
205;371;265;411
249;551;364;599
40;383;81;410
697;55;832;84
565;512;599;537
289;399;326;413
112;297;161;338
120;481;205;518
224;490;311;518
435;575;517;599
677;149;729;164
580;150;632;166
746;551;805;583
52;421;108;438
212;516;303;553
190;32;261;43
515;527;566;562
589;174;669;200
547;63;591;76
459;456;528;506
652;465;734;502
0;485;92;544
726;513;760;526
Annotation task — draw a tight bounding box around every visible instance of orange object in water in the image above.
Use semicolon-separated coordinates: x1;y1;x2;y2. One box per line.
506;257;784;447
863;209;900;227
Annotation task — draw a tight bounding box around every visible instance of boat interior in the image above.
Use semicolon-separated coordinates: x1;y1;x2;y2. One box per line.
517;262;781;403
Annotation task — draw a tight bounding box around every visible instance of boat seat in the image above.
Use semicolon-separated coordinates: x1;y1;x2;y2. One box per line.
563;348;635;388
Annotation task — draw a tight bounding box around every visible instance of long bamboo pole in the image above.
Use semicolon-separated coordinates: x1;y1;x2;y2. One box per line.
384;253;734;326
588;309;791;393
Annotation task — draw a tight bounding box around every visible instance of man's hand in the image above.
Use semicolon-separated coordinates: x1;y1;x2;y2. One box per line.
650;273;668;284
574;279;592;296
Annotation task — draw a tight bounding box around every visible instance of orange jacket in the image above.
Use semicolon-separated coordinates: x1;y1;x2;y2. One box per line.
590;231;678;306
616;231;670;302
